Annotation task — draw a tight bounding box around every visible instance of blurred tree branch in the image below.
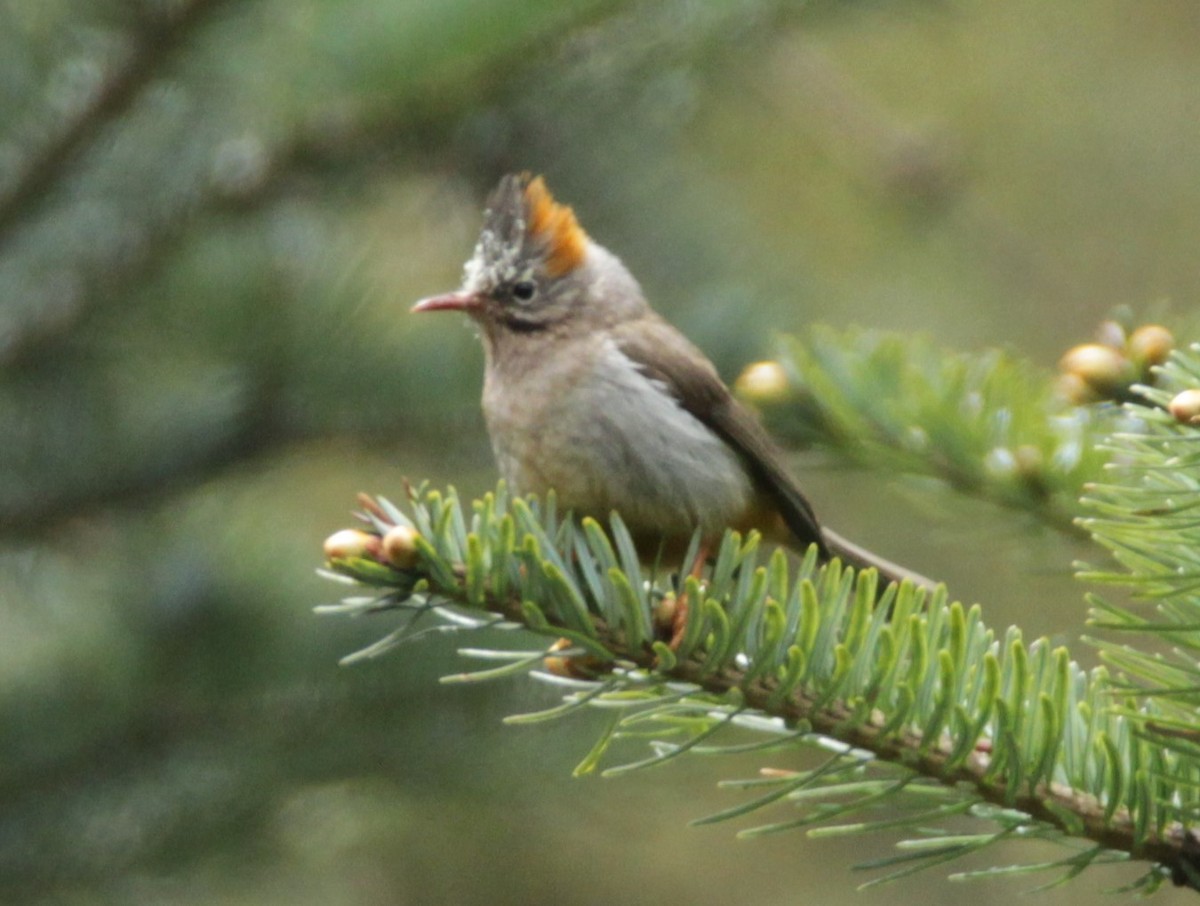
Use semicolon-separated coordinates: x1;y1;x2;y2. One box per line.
0;0;232;243
0;0;671;540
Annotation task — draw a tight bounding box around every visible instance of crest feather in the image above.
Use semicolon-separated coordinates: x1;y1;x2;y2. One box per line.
523;176;587;277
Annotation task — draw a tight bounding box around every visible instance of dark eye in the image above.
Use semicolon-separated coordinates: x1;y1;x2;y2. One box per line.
511;280;536;302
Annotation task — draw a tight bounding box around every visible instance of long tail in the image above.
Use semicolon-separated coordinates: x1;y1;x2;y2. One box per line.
820;526;937;592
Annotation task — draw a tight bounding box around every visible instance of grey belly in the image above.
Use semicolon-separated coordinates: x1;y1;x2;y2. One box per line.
488;350;753;537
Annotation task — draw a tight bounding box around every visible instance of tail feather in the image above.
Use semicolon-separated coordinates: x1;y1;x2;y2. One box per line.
820;526;936;592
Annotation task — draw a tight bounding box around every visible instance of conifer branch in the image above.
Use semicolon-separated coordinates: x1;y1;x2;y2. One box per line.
318;482;1200;892
745;328;1126;533
1080;345;1200;792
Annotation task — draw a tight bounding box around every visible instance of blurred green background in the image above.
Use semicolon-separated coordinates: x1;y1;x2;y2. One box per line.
3;0;1198;903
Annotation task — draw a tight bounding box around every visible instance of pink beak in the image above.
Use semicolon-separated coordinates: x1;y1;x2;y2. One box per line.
410;291;483;314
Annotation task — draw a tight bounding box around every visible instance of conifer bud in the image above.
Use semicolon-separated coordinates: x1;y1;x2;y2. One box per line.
1055;371;1099;405
1058;343;1134;397
1168;389;1200;425
324;529;381;561
1014;445;1049;497
543;638;604;679
1127;324;1174;370
734;360;790;404
381;524;421;569
1014;444;1044;477
654;592;679;637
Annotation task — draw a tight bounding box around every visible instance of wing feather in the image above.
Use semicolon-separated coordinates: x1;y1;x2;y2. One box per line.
611;317;827;555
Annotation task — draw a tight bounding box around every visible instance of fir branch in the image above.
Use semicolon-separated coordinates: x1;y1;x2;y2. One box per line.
751;328;1121;532
319;483;1200;891
1080;345;1200;781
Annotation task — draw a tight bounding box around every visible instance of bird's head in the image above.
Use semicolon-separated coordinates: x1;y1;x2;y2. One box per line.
413;173;645;337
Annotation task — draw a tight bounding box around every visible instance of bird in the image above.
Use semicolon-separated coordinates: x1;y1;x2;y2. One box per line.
412;173;931;594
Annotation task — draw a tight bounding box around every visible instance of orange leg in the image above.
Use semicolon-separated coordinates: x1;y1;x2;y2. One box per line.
666;541;709;651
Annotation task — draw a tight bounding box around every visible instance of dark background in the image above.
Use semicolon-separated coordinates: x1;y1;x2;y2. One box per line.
3;1;1198;903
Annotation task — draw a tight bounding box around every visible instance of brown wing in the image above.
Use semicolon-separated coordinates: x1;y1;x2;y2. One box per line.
611;316;828;555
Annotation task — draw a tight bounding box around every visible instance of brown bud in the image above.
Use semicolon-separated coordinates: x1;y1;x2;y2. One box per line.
543;638;604;679
1014;444;1044;477
653;592;679;637
324;529;382;561
542;638;574;678
381;524;421;569
1055;372;1100;406
1013;444;1050;498
1169;389;1200;425
1127;324;1174;371
1058;343;1134;397
734;360;790;405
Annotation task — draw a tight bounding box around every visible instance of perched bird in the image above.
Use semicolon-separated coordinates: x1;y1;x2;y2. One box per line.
413;173;929;591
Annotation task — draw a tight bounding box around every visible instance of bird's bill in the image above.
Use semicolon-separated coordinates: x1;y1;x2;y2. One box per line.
410;291;483;313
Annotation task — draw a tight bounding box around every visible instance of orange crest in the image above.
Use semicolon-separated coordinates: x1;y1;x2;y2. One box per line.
523;176;588;277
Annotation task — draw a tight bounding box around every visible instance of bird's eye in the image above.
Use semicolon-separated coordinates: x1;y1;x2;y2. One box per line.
511;280;536;302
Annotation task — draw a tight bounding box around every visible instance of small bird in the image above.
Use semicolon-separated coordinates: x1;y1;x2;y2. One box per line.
413;173;929;591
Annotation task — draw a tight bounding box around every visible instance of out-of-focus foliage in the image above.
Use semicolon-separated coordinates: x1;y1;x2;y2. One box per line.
5;0;1200;903
750;328;1118;531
